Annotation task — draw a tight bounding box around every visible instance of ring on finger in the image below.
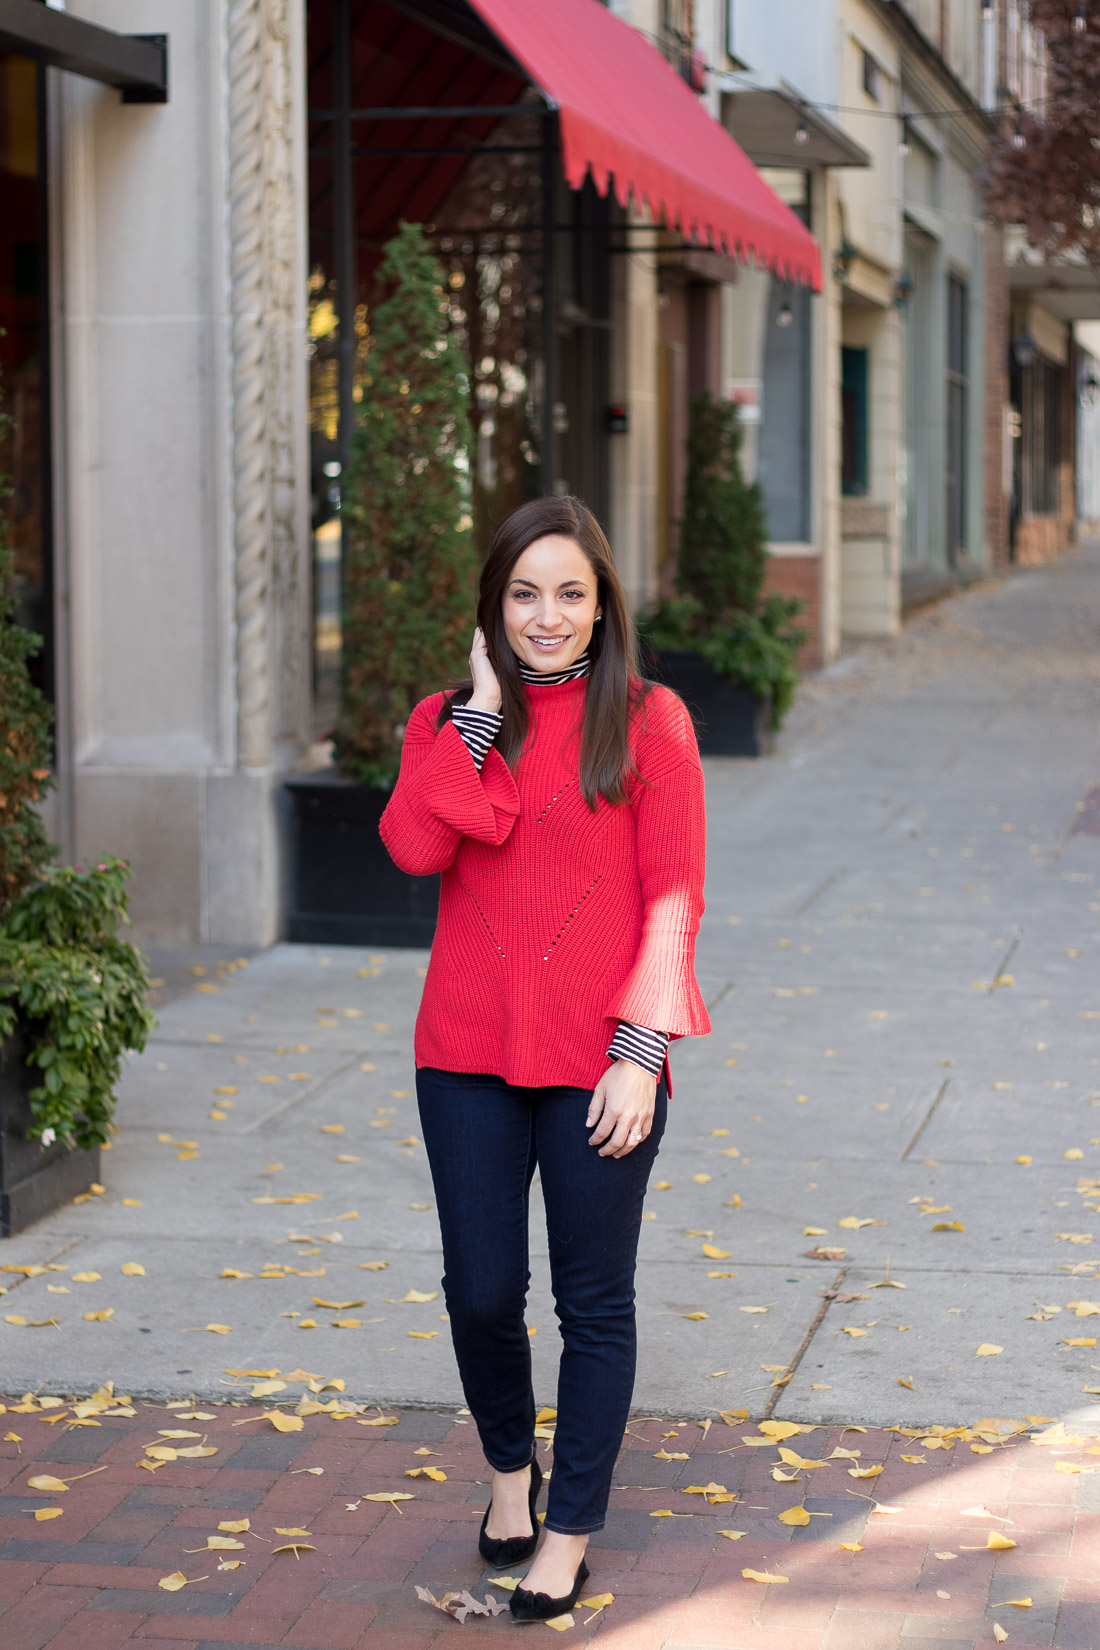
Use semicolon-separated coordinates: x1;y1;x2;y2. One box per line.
629;1130;643;1142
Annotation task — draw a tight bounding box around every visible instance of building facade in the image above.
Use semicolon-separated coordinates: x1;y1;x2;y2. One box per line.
2;0;1096;949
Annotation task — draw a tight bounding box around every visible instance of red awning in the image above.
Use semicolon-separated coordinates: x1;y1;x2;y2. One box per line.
466;0;822;290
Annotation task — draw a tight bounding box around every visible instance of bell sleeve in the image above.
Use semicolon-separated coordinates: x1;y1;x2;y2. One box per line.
379;698;520;876
603;695;711;1041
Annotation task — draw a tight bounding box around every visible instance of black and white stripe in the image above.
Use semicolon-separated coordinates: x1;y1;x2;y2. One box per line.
449;649;667;1081
516;649;591;685
451;706;502;772
605;1021;669;1078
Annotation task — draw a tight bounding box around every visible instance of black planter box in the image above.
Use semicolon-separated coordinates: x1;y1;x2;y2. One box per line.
286;772;439;947
1;1018;100;1238
644;649;775;758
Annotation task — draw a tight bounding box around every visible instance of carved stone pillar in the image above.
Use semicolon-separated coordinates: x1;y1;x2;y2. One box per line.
225;0;309;772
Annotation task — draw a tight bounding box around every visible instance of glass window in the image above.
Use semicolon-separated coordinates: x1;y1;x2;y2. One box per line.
0;52;51;701
946;274;968;560
841;346;869;497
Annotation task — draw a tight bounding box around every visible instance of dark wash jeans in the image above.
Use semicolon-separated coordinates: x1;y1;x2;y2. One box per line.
415;1065;668;1534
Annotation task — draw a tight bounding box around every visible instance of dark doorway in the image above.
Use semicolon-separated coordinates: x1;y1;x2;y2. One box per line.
0;52;52;704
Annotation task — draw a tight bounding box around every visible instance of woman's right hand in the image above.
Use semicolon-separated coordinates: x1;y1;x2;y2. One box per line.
468;627;502;714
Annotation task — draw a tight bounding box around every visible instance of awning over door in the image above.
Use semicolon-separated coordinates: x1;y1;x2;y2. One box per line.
465;0;821;289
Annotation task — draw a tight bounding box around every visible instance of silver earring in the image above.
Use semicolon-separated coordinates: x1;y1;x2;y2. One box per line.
595;614;602;621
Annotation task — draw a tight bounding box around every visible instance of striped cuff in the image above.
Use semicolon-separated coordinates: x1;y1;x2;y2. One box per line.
607;1021;669;1078
451;706;503;772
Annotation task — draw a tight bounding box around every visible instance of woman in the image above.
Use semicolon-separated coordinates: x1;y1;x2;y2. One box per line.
380;495;710;1622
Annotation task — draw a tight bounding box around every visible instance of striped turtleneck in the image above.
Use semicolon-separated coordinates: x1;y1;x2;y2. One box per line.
448;650;670;1081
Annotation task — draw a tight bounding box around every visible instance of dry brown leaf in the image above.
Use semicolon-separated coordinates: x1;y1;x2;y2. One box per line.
414;1585;509;1622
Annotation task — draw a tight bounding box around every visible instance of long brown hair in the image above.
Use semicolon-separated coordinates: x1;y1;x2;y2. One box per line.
436;495;652;808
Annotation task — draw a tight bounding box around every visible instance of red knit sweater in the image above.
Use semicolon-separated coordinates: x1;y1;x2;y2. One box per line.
379;676;711;1094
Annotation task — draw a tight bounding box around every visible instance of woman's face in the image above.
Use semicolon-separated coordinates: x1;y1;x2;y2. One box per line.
502;535;602;674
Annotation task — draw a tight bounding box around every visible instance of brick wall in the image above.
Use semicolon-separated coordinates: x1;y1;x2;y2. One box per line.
762;555;822;670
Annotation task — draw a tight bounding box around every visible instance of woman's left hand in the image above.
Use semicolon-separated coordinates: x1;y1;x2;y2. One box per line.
587;1061;658;1158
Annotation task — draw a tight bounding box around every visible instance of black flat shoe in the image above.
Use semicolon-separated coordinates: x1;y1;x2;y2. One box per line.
478;1456;543;1567
510;1558;589;1623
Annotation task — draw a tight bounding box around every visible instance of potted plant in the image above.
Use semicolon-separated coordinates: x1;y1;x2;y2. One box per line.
0;408;154;1234
287;222;480;946
637;393;807;756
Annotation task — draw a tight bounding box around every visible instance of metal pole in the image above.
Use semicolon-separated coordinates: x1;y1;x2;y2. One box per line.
332;0;355;481
540;109;557;497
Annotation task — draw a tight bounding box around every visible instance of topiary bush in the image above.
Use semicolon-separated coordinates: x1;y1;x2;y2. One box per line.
333;221;479;788
639;393;806;731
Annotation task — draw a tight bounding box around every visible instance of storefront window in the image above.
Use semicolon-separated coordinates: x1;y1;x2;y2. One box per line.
0;52;51;701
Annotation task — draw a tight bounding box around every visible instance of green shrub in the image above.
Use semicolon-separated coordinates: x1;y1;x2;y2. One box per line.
639;393;806;731
0;369;154;1149
0;858;155;1149
0;393;55;918
333;221;479;787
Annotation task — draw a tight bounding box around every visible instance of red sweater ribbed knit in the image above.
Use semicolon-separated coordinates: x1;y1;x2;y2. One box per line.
379;676;711;1093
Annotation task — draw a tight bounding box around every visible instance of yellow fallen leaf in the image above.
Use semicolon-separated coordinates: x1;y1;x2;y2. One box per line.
489;1575;522;1590
900;1454;926;1464
653;1449;690;1460
34;1508;63;1521
701;1244;732;1260
693;1174;712;1184
739;1305;769;1314
320;1124;344;1134
158;1571;207;1591
269;1412;305;1432
840;1542;863;1551
898;1377;914;1389
71;1272;101;1283
362;1492;414;1508
742;1568;789;1585
717;1530;747;1540
218;1518;250;1532
993;1627;1008;1643
957;1532;1016;1551
932;1221;966;1231
682;1311;709;1321
356;1414;399;1427
405;1466;447;1481
841;1327;868;1337
838;1216;884;1229
297;1319;318;1330
312;1298;365;1311
189;1536;245;1551
579;1591;614;1618
777;1506;811;1526
217;1560;243;1571
545;1616;574;1632
684;1482;733;1503
650;1509;691;1517
803;1226;827;1236
408;1330;438;1339
777;1448;827;1471
849;1465;883;1479
401;1289;439;1303
121;1262;145;1276
1066;1149;1085;1160
272;1544;316;1556
1016;1155;1032;1165
274;1526;312;1537
26;1475;70;1492
83;1309;115;1322
976;1344;1004;1356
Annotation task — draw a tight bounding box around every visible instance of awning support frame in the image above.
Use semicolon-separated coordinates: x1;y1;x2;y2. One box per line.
0;0;168;102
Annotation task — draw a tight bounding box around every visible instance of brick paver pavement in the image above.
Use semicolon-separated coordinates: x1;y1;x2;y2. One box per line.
2;1393;1098;1649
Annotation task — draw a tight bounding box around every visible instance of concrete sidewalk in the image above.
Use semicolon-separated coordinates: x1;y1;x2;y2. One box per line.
2;544;1100;1430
